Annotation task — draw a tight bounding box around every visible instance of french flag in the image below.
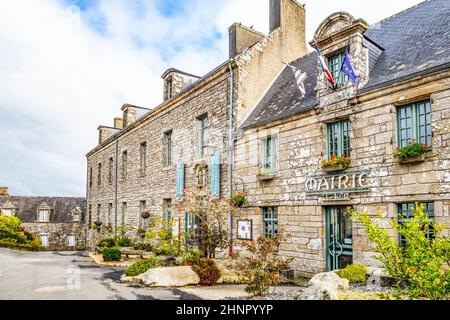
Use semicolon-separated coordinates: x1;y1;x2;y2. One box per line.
316;47;335;86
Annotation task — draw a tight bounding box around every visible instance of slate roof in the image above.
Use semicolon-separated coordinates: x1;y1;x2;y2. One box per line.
0;196;86;223
241;53;318;129
241;0;450;129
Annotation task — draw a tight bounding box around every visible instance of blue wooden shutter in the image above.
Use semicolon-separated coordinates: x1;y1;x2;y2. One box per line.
176;161;185;197
271;136;278;171
210;152;221;197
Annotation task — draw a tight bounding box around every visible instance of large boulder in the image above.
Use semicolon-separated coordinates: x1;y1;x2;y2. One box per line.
141;266;200;287
296;283;339;300
308;271;349;290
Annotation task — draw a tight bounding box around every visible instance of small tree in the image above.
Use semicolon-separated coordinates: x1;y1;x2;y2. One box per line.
174;187;240;258
348;204;450;300
234;235;292;297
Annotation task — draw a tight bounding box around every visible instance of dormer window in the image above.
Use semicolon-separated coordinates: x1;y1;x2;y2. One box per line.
1;208;14;217
72;207;82;223
1;201;16;216
166;77;173;99
37;202;51;223
328;51;348;86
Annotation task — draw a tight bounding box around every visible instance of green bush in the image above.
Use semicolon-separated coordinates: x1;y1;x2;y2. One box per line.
0;215;41;251
349;204;450;300
102;247;122;261
0;215;21;239
117;237;133;247
191;259;221;286
393;141;428;161
338;264;367;284
178;249;203;266
124;257;160;277
97;238;116;248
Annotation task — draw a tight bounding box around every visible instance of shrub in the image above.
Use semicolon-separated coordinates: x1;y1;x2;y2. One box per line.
117;237;133;247
349;204;450;300
235;235;292;297
191;259;221;286
322;154;351;169
102;247;122;261
338;264;367;284
133;243;153;251
0;215;21;239
393;140;428;161
97;238;116;248
124;257;159;277
178;249;203;266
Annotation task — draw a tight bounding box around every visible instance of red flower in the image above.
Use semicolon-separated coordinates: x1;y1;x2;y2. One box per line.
331;154;335;159
423;144;428;150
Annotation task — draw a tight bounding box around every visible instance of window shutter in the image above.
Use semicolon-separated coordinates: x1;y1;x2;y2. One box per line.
259;139;266;170
210;152;221;197
176;161;185;197
271;136;278;171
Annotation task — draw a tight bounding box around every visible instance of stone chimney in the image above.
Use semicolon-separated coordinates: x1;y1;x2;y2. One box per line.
122;104;137;127
269;0;305;33
0;187;8;197
114;117;123;129
229;23;265;58
161;69;200;102
98;126;110;144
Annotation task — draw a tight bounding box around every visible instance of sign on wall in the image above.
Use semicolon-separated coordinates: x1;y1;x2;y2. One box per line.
237;219;253;240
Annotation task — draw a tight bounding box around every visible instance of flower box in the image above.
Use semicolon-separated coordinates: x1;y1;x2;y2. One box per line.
399;153;426;164
257;173;275;181
322;163;347;172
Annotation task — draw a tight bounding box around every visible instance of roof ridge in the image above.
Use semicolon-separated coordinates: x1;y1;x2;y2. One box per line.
369;0;431;28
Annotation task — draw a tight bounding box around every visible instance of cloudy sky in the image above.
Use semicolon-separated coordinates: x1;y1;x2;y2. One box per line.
0;0;424;196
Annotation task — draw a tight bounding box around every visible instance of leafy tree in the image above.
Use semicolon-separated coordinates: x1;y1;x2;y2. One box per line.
348;204;450;300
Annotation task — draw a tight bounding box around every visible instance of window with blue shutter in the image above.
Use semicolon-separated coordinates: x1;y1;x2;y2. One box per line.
176;161;185;197
210;152;221;197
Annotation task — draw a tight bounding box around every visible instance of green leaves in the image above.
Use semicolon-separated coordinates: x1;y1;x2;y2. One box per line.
393;141;428;161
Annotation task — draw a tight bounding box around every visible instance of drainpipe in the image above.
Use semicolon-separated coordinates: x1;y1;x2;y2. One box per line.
85;156;89;249
114;138;119;240
228;60;234;256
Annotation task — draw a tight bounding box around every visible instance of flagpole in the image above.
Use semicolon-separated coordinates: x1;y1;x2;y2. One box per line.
312;40;336;91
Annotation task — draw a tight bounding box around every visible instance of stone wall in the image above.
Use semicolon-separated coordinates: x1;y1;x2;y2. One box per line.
23;222;86;251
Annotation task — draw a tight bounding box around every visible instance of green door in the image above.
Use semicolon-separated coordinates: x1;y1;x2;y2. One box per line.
326;207;353;271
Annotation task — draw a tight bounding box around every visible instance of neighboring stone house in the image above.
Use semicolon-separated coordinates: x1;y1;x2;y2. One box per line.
235;0;450;276
0;187;87;251
86;0;308;246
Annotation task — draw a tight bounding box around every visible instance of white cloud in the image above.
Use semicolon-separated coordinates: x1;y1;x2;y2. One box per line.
0;0;424;196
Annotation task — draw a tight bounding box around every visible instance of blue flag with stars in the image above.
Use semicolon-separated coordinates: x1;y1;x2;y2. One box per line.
341;46;358;85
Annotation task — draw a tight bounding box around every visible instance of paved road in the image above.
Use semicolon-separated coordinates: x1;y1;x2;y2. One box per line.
0;248;201;300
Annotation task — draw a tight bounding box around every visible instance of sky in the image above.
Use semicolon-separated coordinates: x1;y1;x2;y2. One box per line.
0;0;424;197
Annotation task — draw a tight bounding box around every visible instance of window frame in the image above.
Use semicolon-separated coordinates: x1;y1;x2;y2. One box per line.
121;202;127;226
108;157;114;184
397;202;435;246
40;233;49;247
163;130;173;166
97;162;102;186
163;199;172;227
139;200;147;229
1;208;14;217
197;115;209;157
262;207;278;238
326;119;351;159
108;203;113;227
38;209;50;223
327;51;348;86
67;235;76;247
121;150;128;180
260;135;278;172
397;100;432;149
166;77;173;99
139;142;147;173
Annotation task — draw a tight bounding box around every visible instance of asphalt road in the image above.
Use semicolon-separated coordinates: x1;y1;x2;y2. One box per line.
0;248;201;300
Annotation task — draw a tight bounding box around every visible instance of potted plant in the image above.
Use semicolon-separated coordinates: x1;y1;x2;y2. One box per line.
393;139;429;163
228;192;247;208
141;211;151;219
321;154;351;172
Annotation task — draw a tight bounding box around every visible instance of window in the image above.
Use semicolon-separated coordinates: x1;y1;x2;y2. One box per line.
398;202;434;246
163;131;173;166
108;157;114;184
97;204;101;221
97;163;102;186
1;208;14;216
38;209;50;222
163;199;172;226
67;235;76;247
166;77;173;99
328;51;348;86
40;233;49;247
397;100;432;148
185;212;200;247
260;135;278;171
327;120;351;158
89;167;93;189
263;207;278;238
121;202;127;226
108;203;113;226
139;200;147;229
121;151;128;180
140;142;147;173
88;205;92;226
197;115;209;157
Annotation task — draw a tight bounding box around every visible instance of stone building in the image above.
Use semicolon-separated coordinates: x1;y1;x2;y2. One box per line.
235;0;450;276
86;0;308;246
0;187;87;251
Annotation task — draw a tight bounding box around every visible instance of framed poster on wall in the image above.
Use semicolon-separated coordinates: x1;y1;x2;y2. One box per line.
237;219;252;240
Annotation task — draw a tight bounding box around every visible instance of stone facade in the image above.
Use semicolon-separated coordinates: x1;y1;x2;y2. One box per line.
86;0;307;246
0;190;87;251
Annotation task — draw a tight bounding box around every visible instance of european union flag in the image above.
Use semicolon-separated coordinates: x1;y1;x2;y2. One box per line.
341;47;358;85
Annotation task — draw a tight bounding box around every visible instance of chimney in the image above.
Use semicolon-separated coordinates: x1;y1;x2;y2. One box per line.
122;104;137;127
0;187;8;197
228;23;265;58
114;117;123;129
269;0;305;33
269;0;281;32
98;126;109;144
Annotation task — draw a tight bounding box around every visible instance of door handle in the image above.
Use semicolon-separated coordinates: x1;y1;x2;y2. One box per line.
328;241;343;257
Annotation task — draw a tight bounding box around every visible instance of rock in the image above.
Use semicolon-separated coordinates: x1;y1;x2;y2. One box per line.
296;283;339;300
308;271;349;290
120;274;143;285
367;268;390;289
141;266;200;287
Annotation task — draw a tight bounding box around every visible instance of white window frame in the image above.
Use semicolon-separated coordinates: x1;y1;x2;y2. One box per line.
1;208;14;217
38;209;50;223
40;233;49;247
67;235;76;247
260;135;278;172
